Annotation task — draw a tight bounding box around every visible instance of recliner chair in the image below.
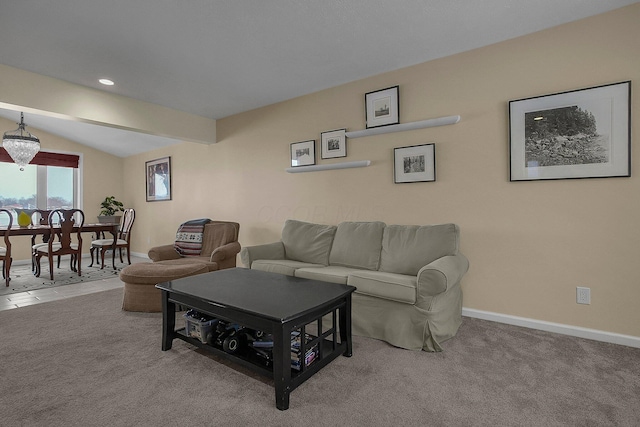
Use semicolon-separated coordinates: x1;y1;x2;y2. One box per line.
148;220;240;271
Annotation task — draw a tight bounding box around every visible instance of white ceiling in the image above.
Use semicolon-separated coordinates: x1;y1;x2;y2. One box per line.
0;0;637;157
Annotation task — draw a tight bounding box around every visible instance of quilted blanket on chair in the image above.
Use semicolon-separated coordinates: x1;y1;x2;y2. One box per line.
174;218;211;256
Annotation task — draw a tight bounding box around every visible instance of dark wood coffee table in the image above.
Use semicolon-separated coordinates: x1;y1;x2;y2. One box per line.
156;267;356;410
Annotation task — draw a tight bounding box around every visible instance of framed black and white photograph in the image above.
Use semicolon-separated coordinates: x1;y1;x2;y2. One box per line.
365;85;399;129
321;129;347;159
394;143;435;183
509;81;631;181
146;156;172;201
290;140;316;167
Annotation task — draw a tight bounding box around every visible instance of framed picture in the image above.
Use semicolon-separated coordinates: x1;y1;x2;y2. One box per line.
394;143;435;183
290;140;316;167
509;81;631;181
321;129;347;159
365;85;399;129
146;156;172;201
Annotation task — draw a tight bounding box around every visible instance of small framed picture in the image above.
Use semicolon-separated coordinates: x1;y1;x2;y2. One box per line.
509;81;631;181
321;129;347;159
394;143;435;183
146;156;172;201
290;140;316;167
365;85;399;129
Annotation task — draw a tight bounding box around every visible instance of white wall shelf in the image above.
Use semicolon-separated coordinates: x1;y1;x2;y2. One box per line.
286;160;371;173
345;115;460;139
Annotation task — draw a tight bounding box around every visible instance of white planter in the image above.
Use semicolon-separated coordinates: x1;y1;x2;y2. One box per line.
97;215;121;224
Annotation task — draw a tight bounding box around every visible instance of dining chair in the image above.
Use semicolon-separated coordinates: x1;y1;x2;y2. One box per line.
0;209;13;286
35;209;85;280
30;209;59;274
89;208;135;269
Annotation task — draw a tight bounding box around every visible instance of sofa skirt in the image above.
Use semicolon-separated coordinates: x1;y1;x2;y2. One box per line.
351;283;463;352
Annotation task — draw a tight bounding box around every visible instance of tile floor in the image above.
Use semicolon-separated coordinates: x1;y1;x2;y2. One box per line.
0;278;124;311
0;255;147;312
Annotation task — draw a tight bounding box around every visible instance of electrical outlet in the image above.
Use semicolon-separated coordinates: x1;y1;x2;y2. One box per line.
577;287;591;305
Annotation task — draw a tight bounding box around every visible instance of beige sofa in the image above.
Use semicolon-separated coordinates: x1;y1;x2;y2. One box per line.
240;219;469;351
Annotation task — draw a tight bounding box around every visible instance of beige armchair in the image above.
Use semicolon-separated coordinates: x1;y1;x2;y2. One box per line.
148;221;240;271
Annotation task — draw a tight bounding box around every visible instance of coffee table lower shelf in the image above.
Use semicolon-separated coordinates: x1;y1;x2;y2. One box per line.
173;327;347;385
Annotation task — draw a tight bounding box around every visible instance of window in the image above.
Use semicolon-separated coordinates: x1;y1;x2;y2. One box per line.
0;150;80;226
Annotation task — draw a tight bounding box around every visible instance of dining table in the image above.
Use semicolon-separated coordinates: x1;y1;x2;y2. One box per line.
0;222;121;282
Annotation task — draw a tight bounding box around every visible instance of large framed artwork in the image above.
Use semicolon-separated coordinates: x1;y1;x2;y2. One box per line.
321;129;347;159
394;143;435;183
146;156;172;201
290;140;316;167
365;85;399;129
509;81;631;181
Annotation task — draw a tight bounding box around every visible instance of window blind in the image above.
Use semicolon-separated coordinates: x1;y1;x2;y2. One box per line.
0;148;79;168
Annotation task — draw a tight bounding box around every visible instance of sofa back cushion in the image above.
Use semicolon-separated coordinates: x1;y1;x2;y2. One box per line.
379;223;460;276
281;220;336;265
329;221;385;270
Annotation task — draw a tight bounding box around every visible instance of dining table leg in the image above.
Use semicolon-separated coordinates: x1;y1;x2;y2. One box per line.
109;225;117;269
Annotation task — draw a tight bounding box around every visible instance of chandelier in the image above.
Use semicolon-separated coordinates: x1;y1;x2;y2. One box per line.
2;112;41;171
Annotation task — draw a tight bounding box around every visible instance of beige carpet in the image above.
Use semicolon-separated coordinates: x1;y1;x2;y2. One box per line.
1;288;639;426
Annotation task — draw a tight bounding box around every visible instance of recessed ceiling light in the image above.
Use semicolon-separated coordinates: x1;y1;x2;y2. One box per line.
99;78;115;86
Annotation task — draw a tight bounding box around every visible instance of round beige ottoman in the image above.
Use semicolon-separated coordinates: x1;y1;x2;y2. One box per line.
119;262;209;312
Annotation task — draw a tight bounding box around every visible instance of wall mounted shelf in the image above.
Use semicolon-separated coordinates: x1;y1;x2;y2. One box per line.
345;115;460;139
286;160;371;173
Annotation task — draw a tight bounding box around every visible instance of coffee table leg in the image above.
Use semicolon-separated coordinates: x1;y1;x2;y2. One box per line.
161;290;176;351
272;325;291;410
339;295;353;357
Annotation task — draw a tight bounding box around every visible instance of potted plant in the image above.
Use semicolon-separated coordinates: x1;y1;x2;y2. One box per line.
98;196;125;223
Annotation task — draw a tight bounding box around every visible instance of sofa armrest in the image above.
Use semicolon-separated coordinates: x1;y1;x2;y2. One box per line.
148;244;181;262
240;241;285;267
210;241;242;263
416;253;470;297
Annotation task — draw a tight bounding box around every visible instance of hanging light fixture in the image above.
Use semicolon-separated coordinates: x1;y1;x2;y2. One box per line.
2;112;40;171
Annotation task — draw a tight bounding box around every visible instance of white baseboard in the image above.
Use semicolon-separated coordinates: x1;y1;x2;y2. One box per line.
462;307;640;349
130;251;150;259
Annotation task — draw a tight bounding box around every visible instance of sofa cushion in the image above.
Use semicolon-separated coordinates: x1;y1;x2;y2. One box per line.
347;270;417;304
281;220;336;265
329;221;385;270
295;266;364;285
379;224;459;276
251;259;325;276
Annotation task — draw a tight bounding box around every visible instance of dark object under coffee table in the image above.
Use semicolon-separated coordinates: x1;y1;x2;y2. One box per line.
156;267;356;410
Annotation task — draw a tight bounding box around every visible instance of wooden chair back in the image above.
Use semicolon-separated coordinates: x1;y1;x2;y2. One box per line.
0;208;12;248
33;209;53;226
119;208;136;243
32;209;55;245
47;209;85;254
0;209;13;286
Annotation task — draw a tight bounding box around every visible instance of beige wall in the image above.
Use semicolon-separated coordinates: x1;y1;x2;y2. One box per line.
1;117;124;259
124;4;640;338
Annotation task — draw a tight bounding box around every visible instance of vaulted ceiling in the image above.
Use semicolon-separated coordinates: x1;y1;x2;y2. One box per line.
1;0;637;156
